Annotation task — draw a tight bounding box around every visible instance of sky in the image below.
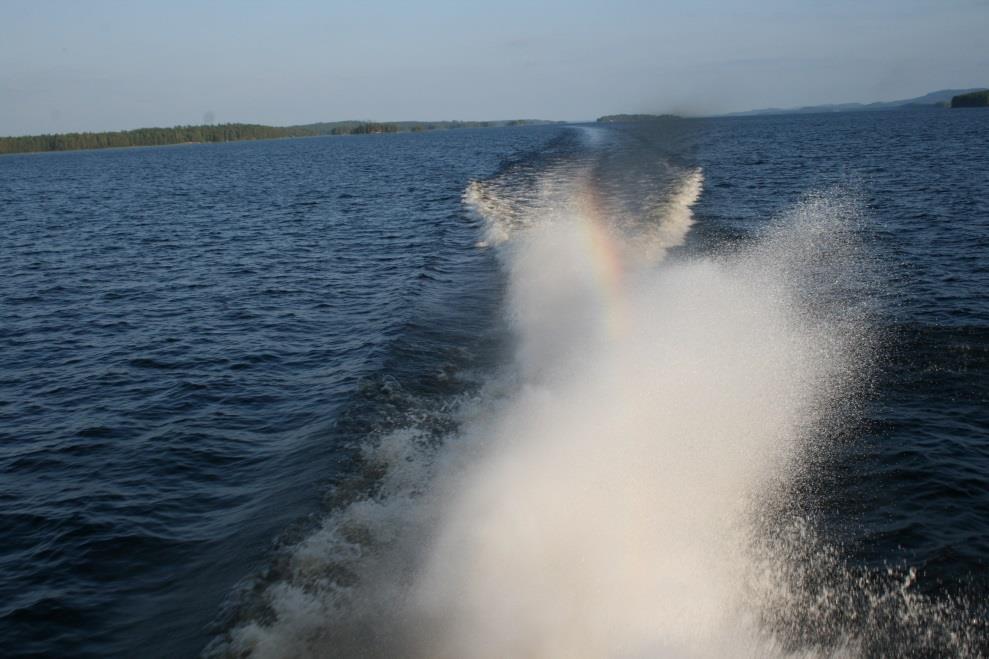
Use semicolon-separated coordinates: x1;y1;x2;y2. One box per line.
1;0;987;135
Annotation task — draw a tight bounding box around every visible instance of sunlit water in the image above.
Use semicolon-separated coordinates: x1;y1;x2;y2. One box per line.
1;111;986;657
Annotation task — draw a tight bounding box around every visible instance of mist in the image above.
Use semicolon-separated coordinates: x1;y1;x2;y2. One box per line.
200;135;964;658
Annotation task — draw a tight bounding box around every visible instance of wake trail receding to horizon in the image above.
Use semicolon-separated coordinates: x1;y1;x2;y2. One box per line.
207;145;977;658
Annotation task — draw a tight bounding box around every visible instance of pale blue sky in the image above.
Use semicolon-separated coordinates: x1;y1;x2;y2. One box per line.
2;0;987;135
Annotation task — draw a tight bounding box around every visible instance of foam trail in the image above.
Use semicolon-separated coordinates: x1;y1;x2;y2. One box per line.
646;167;704;259
210;171;946;658
407;181;855;658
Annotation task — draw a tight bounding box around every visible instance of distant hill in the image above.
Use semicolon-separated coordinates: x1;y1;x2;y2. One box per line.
596;114;683;123
292;119;558;135
0;119;559;156
725;89;988;117
951;90;989;108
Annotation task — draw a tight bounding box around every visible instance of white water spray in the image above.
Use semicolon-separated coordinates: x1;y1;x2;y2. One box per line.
209;166;920;659
406;174;856;658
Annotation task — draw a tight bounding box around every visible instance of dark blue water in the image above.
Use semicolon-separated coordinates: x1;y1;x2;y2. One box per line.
1;111;986;657
683;111;989;585
0;128;552;656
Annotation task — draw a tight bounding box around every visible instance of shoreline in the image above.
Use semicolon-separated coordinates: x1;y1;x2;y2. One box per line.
0;120;558;157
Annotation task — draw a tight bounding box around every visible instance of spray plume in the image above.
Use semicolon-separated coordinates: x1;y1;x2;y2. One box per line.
208;148;974;658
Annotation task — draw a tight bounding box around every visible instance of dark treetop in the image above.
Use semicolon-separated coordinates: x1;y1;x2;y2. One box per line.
0;119;556;155
951;90;989;108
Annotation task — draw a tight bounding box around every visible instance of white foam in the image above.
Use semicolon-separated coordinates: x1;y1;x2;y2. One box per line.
406;191;852;658
643;167;704;260
208;173;907;658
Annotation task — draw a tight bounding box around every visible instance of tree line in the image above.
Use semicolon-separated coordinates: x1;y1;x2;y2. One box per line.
951;90;989;108
0;123;322;155
596;114;683;123
0;119;555;155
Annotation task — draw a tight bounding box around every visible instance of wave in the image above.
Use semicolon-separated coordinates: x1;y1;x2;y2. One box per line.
465;156;702;265
205;150;978;657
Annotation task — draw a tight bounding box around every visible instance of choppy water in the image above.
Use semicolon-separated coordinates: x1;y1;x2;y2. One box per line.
0;110;986;657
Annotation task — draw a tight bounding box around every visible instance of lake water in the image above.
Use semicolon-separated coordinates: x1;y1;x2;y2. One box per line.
1;110;986;657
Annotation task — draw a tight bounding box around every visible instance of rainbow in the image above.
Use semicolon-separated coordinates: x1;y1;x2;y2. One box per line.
571;167;704;340
574;183;631;340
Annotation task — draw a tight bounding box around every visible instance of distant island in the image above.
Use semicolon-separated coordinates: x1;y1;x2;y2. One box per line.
951;90;989;108
596;88;989;124
725;88;988;117
0;119;558;156
597;114;683;123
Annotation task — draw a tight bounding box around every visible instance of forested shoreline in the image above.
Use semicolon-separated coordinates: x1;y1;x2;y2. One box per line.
0;119;551;155
950;90;989;108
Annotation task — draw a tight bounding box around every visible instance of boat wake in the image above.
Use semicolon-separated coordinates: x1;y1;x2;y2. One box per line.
206;134;978;658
